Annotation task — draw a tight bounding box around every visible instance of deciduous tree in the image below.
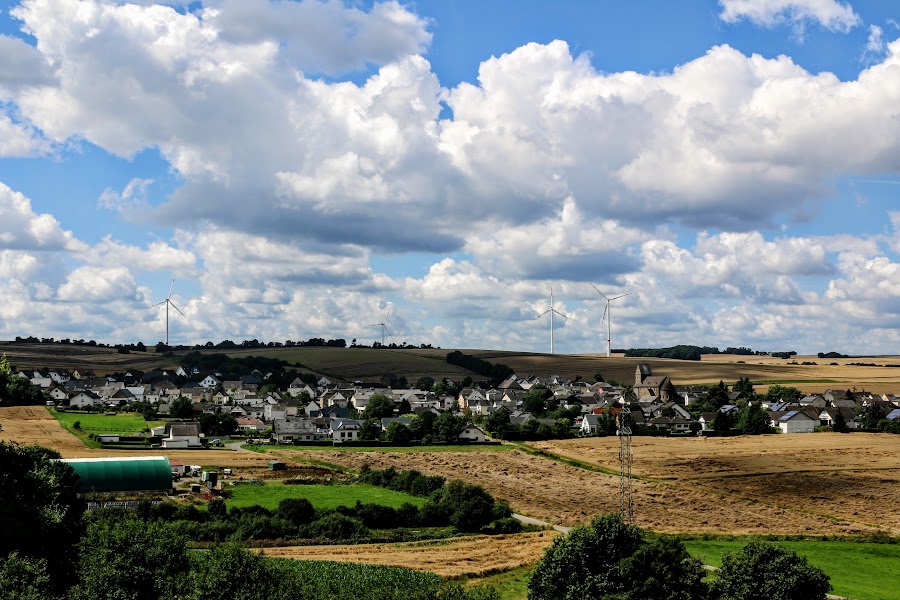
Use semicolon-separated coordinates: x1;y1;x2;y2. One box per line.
711;541;830;600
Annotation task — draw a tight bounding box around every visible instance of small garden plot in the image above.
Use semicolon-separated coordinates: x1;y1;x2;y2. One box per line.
684;539;900;600
226;481;426;511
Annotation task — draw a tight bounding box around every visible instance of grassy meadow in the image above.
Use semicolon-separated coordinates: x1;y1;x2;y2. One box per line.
683;539;900;600
226;481;426;511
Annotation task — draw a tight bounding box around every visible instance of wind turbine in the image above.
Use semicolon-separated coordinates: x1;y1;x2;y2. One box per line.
591;284;630;358
150;276;186;348
370;306;393;346
534;287;570;354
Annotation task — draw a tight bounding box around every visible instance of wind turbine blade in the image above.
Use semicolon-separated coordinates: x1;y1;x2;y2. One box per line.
168;275;176;300
552;308;569;320
534;309;550;319
601;304;609;324
149;300;166;308
169;301;187;319
590;283;609;301
385;306;392;322
610;293;630;301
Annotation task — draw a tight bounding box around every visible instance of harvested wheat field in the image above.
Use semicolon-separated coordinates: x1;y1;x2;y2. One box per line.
259;532;558;578
287;446;891;536
533;434;900;479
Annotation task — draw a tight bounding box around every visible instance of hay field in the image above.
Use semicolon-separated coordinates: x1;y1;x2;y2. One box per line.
258;532;557;578
285;443;895;536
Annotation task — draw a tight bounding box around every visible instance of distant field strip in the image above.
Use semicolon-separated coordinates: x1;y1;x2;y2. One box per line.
684;539;900;600
52;410;154;435
226;482;426;510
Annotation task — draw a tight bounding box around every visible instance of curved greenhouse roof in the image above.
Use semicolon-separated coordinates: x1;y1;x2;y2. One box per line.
60;456;172;493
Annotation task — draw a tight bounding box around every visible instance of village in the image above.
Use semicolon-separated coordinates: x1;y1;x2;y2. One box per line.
19;360;900;447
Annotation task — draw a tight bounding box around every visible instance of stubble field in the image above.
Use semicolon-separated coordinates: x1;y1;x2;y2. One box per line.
258;532;558;578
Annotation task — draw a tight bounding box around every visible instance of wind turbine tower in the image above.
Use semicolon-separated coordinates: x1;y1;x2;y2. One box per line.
534;287;570;354
150;276;186;347
591;284;630;358
370;307;393;346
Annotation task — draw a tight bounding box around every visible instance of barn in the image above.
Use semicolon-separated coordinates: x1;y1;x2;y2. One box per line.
60;456;174;494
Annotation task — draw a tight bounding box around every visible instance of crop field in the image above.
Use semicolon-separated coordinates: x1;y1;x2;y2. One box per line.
683;539;900;600
226;481;426;510
222;346;475;381
0;342;171;374
260;531;558;578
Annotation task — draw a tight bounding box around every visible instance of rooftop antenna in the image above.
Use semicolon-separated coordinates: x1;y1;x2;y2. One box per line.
150;275;186;347
370;306;393;346
591;284;630;357
534;287;570;354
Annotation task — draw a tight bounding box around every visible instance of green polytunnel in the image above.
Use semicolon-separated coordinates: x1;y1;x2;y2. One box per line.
60;456;173;493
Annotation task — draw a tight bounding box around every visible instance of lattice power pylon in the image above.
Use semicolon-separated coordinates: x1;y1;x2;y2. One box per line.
616;416;635;525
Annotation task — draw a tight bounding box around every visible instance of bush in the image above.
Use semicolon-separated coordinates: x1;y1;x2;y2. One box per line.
277;498;316;526
710;540;831;600
484;518;522;534
305;513;369;540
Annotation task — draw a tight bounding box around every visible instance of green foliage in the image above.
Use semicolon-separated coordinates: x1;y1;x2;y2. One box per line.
0;553;57;600
522;385;552;416
732;377;754;395
199;412;238;436
528;514;708;600
71;515;191;600
528;513;645;600
737;402;771;435
422;480;499;532
857;403;884;429
485;409;511;435
189;543;279;600
624;345;713;360
0;442;84;592
306;513;369;540
446;351;514;382
277;497;316;526
169;396;194;418
0;356;47;406
831;409;848;433
364;394;396;419
433;412;466;443
416;376;435;391
712;410;734;432
710;541;831;600
765;385;803;402
359;418;381;440
383;421;413;443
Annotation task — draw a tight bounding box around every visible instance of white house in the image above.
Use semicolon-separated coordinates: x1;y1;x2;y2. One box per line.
273;418;328;444
69;391;100;408
161;422;202;448
199;375;221;389
773;410;816;434
459;423;487;442
264;403;287;422
330;418;362;443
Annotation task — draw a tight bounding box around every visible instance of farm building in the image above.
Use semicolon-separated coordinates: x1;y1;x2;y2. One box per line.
60;456;173;494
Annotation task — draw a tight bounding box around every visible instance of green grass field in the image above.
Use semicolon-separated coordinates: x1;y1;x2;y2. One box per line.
684;540;900;600
50;410;162;435
226;482;426;511
466;565;535;600
222;346;474;381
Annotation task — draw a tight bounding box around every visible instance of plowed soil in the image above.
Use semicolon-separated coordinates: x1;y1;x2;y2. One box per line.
259;532;558;578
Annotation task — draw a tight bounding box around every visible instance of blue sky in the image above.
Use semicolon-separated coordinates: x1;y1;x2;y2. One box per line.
1;0;900;355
